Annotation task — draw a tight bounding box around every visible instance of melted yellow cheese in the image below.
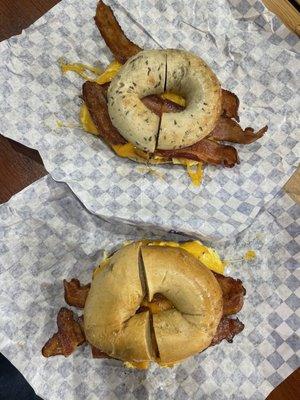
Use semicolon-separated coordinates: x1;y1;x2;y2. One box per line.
147;240;224;274
187;163;203;187
161;92;186;107
124;361;150;370
94;240;224;277
244;250;256;261
80;104;98;135
95;60;122;84
59;61;104;80
59;59;122;82
112;143;150;160
141;296;173;314
172;158;203;187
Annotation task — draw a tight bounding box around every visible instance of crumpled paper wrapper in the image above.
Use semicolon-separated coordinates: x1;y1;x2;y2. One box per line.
0;0;299;240
0;175;299;400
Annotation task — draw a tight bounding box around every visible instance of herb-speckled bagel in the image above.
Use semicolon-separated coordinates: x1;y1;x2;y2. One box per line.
107;49;221;152
158;49;221;150
108;50;167;152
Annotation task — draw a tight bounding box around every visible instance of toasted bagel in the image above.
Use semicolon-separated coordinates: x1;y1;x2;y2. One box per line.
84;241;223;367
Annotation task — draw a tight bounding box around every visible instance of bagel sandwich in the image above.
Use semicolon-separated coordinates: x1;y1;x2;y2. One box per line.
60;1;267;186
42;240;246;369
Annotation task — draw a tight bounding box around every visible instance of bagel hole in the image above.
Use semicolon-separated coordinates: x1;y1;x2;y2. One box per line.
141;93;186;117
137;293;174;315
149;312;160;360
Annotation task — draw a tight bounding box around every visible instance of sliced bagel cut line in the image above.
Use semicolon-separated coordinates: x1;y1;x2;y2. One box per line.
149;311;161;360
140;245;223;365
154;54;168;150
137;244;150;305
84;242;154;363
108;50;167;152
157;49;222;150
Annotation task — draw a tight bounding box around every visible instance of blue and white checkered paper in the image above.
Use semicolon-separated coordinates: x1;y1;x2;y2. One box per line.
0;0;299;240
0;175;299;399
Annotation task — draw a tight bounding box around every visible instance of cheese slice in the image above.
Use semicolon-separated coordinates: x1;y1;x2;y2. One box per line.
147;240;224;274
161;92;186;107
94;240;224;276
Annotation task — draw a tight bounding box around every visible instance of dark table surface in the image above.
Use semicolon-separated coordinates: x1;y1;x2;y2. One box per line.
0;1;299;399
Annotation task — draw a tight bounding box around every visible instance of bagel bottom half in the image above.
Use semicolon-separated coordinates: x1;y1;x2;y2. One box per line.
84;241;223;368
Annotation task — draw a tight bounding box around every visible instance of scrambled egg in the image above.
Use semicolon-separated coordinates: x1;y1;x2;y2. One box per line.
61;60;203;186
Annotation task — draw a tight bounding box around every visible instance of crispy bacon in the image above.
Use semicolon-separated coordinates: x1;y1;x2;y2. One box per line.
213;272;246;316
82;81;239;167
82;81;126;145
42;308;85;357
91;345;112;358
156;139;239;167
95;1;141;64
142;95;184;116
211;117;268;144
63;279;91;309
211;317;244;346
222;89;240;121
43;272;245;358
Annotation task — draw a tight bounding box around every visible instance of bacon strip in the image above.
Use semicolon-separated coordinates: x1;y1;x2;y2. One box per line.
156;139;239;167
84;81;237;166
222;89;240;121
211;117;268;144
82;81;126;145
42;308;85;357
213;272;246;316
95;1;141;64
211;317;244;346
83;81;260;162
142;95;184;116
91;345;112;358
64;279;91;309
44;272;245;358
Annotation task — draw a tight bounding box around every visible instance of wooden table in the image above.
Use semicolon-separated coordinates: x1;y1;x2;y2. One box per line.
0;1;299;399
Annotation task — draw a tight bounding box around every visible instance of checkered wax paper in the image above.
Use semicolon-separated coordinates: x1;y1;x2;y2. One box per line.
0;0;299;240
0;175;299;400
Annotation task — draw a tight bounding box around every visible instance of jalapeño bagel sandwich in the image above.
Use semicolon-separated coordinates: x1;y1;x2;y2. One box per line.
42;240;246;369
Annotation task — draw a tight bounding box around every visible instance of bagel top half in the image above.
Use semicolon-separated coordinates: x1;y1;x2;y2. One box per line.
107;49;221;152
84;241;223;367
